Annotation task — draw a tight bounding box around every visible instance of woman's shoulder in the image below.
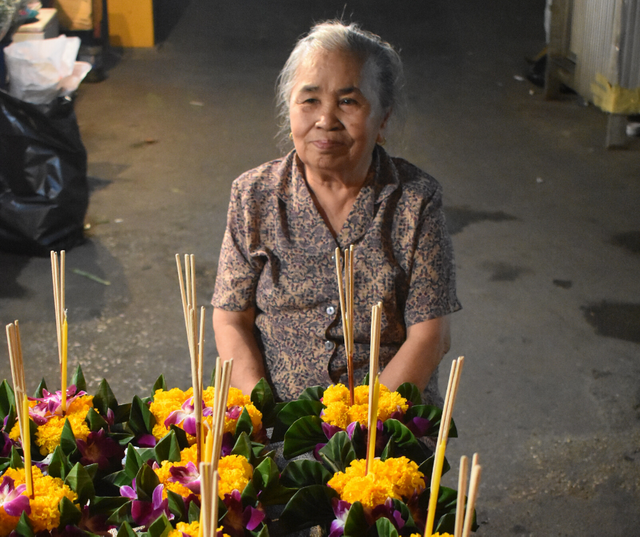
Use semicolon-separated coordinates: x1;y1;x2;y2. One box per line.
232;153;295;196
383;152;443;201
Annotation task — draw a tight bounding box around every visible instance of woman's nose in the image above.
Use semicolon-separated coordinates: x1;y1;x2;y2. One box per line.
315;103;341;130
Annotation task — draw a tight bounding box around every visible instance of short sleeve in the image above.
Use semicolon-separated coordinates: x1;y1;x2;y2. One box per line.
403;185;461;326
212;179;265;311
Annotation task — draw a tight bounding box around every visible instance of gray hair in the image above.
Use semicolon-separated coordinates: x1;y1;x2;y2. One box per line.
275;20;406;150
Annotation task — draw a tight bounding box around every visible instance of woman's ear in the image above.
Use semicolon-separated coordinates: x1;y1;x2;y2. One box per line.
377;109;392;143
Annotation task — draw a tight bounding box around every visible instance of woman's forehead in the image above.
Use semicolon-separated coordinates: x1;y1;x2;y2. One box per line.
293;49;377;93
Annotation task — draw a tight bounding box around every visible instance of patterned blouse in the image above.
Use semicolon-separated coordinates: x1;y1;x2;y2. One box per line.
212;147;461;403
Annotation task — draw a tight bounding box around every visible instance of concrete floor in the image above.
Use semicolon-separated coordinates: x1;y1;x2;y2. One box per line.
1;0;640;535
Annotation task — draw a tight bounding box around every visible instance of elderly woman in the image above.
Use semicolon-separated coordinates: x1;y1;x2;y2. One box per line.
212;21;461;404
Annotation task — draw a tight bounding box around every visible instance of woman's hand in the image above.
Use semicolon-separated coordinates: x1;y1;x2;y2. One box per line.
378;316;451;392
212;307;266;395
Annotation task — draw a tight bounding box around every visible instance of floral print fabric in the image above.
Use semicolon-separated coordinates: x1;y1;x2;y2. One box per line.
212;147;461;402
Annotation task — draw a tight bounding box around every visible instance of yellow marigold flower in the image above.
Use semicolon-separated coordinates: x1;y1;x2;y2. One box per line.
4;466;77;534
322;384;350;405
321;401;350;429
8;422;20;443
218;454;253;499
150;387;191;440
353;385;371;405
168;522;230;537
346;404;369;425
321;384;407;428
327;457;425;509
169;521;200;537
0;507;20;537
378;390;409;421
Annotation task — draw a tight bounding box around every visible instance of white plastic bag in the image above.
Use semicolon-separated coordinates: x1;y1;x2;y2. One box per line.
3;35;91;104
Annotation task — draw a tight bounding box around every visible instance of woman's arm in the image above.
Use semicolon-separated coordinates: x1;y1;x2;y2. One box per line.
378;315;451;392
213;307;266;395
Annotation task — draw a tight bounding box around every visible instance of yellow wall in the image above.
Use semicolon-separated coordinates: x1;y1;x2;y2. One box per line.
107;0;154;48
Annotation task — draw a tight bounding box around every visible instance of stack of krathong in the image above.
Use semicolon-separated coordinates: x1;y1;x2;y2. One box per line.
0;249;483;536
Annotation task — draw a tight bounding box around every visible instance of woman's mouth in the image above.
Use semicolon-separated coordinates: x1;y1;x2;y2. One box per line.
311;139;343;150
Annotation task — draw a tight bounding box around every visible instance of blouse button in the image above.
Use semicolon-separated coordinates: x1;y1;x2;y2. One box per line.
326;306;336;315
324;340;335;351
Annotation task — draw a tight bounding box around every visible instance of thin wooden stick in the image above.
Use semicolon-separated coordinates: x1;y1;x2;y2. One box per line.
189;254;197;312
424;356;464;537
51;251;69;413
50;252;62;366
455;456;469;537
199;463;219;537
175;254;189;330
212;360;233;471
61;312;68;412
6;322;33;497
205;357;223;463
347;246;355;404
365;302;381;475
461;460;482;537
335;247;356;405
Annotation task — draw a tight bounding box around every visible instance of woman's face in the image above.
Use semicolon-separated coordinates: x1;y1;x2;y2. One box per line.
289;49;389;184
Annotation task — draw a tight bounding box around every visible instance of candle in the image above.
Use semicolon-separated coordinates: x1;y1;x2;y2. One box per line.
424;441;447;537
61;313;68;413
366;375;380;474
22;394;33;497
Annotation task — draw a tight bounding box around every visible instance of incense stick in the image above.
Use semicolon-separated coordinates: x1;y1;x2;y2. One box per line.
424;356;465;537
199;463;219;537
51;251;68;413
347;246;355;404
211;360;233;471
177;255;208;465
454;456;469;537
461;457;482;537
335;246;356;405
6;322;33;497
365;302;382;475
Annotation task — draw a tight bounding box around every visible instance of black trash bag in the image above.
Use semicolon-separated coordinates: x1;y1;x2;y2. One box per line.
0;90;88;256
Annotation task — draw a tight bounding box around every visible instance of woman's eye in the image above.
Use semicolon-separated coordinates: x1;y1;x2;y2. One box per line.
340;98;357;106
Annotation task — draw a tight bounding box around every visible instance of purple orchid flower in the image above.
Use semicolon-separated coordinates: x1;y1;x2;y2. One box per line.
120;478;137;500
0;476;30;517
321;422;343;441
137;434;157;447
371;498;406;530
329;498;351;537
345;421;359;439
405;416;431;437
221;489;265;536
30;386;86;419
121;481;173;527
164;397;214;436
0;418;16;458
169;461;201;494
76;429;125;470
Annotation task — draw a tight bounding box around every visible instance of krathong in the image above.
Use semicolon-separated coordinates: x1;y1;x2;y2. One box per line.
150;386;264;444
9;387;94;456
0;466;77;535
